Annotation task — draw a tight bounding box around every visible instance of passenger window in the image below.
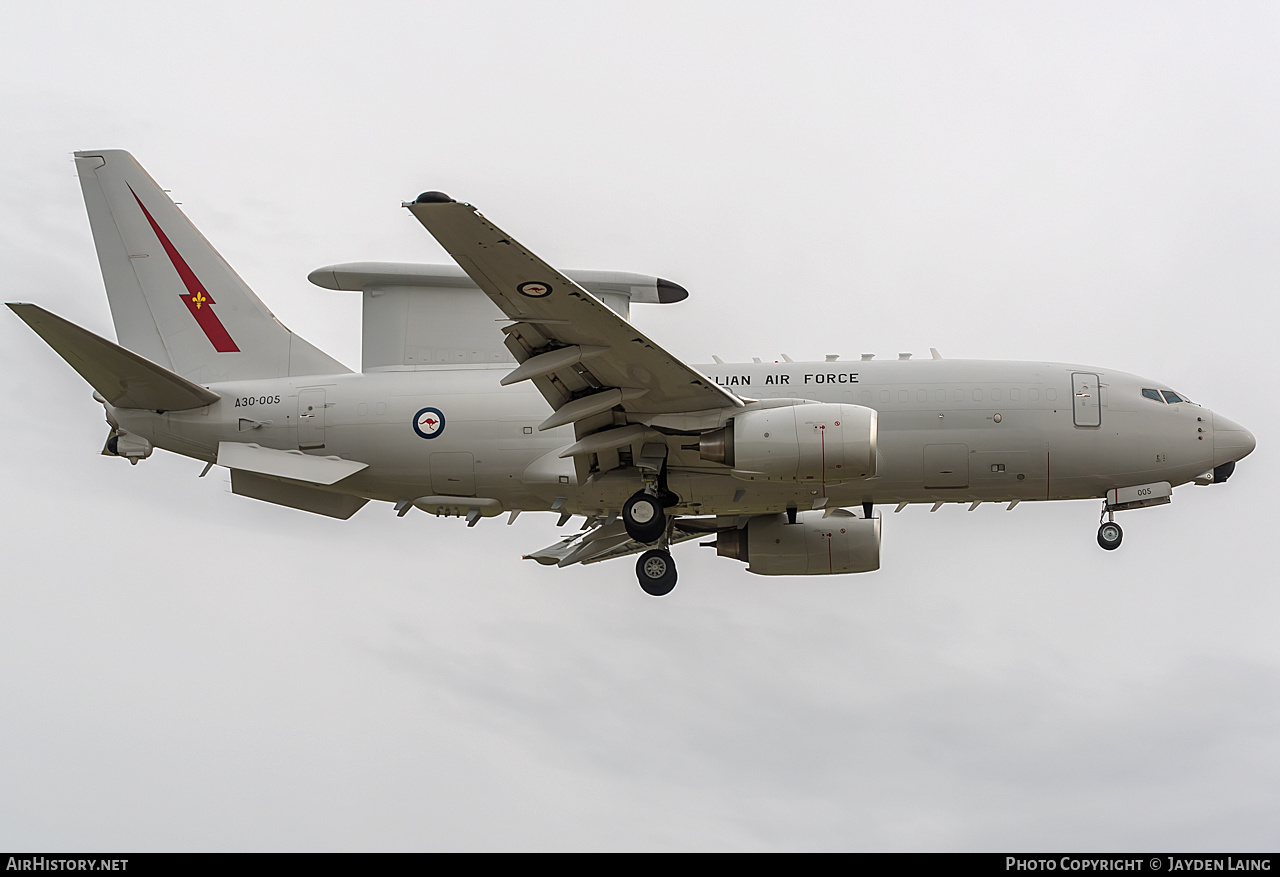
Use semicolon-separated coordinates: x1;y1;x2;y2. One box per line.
991;388;1002;402
1010;388;1020;401
935;389;946;403
1047;388;1057;401
861;390;872;404
1161;390;1184;404
1142;388;1164;403
917;389;927;402
898;390;909;403
953;389;964;402
1029;388;1040;401
879;389;890;403
973;389;983;401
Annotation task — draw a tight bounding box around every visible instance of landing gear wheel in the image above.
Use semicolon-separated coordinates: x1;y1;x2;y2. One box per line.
636;549;677;597
1097;521;1123;551
622;490;666;544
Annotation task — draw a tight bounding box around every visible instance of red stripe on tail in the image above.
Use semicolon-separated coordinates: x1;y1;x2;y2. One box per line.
129;186;240;353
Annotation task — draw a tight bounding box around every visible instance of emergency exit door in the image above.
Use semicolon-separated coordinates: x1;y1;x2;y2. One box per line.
1072;373;1101;428
298;388;327;449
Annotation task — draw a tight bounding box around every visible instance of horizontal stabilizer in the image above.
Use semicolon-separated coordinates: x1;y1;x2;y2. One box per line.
217;441;368;485
7;303;220;411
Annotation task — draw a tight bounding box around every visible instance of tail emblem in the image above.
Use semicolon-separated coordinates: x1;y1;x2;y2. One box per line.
129;186;240;353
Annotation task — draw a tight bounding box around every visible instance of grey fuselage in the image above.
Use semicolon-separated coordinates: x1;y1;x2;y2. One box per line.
107;356;1248;519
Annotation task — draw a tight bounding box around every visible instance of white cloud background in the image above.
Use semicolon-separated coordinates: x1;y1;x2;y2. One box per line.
0;0;1276;851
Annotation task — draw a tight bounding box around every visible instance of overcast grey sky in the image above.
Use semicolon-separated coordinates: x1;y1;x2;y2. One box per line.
1;0;1276;851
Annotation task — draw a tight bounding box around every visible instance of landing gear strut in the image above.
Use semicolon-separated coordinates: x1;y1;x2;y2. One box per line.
1097;508;1123;551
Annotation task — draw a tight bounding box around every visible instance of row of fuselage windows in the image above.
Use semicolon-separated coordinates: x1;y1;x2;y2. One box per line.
1142;388;1189;404
837;386;1060;405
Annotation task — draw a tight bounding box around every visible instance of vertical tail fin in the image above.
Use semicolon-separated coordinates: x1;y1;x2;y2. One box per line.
74;150;349;382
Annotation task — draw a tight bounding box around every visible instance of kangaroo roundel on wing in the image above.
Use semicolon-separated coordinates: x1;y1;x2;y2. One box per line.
517;281;553;298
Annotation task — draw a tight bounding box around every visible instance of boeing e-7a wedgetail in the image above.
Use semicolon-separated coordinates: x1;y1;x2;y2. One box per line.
9;151;1256;596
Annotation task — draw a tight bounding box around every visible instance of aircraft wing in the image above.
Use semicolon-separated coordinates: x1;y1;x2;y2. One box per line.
405;195;743;433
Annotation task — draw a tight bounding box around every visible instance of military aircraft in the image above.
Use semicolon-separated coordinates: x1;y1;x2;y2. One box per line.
8;151;1256;596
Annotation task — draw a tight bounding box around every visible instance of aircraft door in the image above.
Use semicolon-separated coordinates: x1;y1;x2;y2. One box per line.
1072;373;1101;428
923;443;969;488
431;452;476;496
298;388;326;449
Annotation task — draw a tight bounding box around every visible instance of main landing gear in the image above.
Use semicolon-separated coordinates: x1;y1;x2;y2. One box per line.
623;465;680;595
622;489;666;543
624;487;679;597
1097;506;1123;551
636;548;677;597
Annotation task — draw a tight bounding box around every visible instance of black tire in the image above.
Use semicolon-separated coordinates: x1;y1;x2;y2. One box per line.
622;491;665;544
636;549;677;597
1097;521;1123;551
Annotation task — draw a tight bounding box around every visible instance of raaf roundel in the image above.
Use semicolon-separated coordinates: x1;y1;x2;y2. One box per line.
413;407;446;440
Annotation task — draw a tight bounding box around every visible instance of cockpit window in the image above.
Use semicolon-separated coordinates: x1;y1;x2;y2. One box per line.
1161;390;1185;404
1142;388;1164;403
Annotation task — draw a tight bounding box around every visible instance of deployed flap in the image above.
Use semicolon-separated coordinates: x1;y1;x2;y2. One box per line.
230;470;367;520
7;303;219;410
404;196;741;422
580;527;703;565
523;519;704;567
217;441;367;484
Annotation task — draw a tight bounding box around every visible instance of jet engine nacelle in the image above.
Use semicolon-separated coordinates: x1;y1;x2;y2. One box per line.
699;403;877;483
715;510;881;576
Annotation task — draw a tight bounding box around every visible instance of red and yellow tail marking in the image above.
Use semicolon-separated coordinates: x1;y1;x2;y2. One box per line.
129;186;240;353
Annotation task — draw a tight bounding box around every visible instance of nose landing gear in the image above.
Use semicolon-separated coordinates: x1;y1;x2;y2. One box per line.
1097;506;1123;551
1097;520;1123;550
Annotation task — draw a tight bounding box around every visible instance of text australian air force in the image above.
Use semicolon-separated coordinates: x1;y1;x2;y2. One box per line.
711;370;860;387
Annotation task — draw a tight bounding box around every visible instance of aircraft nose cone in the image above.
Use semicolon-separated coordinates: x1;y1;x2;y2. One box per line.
1212;413;1256;466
